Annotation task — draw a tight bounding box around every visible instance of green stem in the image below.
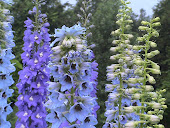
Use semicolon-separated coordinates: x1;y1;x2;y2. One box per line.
140;23;152;128
71;87;74;106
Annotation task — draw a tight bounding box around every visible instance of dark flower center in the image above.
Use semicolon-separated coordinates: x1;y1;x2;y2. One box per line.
4;106;7;112
54;112;59;119
2;92;7;98
82;82;87;89
65;75;72;83
0;75;6;80
64;58;68;64
55;67;58;72
71;63;76;70
85;70;88;76
75;104;82;112
0;59;3;64
84;117;90;123
132;102;137;106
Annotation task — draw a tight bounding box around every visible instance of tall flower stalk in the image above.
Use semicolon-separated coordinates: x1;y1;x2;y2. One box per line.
15;0;51;127
45;24;99;127
0;0;15;127
103;0;140;127
124;17;167;128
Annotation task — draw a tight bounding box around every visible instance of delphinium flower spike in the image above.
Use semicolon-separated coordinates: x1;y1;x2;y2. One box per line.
15;0;51;127
0;0;15;127
124;17;167;128
77;0;95;40
103;0;140;127
45;24;99;127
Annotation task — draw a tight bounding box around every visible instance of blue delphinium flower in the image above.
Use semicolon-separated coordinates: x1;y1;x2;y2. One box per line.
0;1;15;127
45;25;99;127
15;2;50;128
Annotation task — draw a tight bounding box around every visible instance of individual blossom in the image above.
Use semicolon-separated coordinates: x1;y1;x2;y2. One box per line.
45;24;99;127
0;1;15;127
15;1;51;127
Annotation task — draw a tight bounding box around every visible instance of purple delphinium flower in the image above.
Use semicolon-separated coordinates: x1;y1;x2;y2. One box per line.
15;5;50;128
45;25;99;127
0;1;15;127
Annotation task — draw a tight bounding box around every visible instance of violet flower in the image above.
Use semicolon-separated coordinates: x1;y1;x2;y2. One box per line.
15;4;50;128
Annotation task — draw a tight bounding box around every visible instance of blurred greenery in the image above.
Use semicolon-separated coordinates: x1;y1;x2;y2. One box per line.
6;0;169;127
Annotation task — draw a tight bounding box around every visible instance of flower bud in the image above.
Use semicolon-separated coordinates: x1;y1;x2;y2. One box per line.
152;17;160;22
145;85;154;91
124;106;134;113
110;47;119;52
149;115;160;124
125;121;136;128
151;102;161;109
128;78;137;84
147;74;156;84
138;26;149;31
162;105;167;109
141;21;150;26
152;22;161;27
149;41;157;47
147;50;160;58
152;30;159;37
133;93;141;100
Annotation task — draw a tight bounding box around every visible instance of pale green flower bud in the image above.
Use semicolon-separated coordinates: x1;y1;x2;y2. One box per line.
125;40;130;44
135;60;144;65
147;74;156;84
124;106;134;113
112;29;121;35
125;121;137;128
152;17;160;22
156;124;165;128
133;93;141;100
145;85;154;91
133;45;142;50
107;64;119;72
128;78;137;84
149;115;160;124
134;68;143;76
162;105;167;109
112;40;120;44
147;68;161;74
149;41;157;48
139;26;150;31
127;34;133;38
126;20;133;23
149;92;158;98
152;30;159;37
110;47;120;52
137;37;145;42
147;50;160;58
118;58;124;63
141;21;150;26
152;22;161;27
151;62;160;70
148;111;154;115
151;102;161;109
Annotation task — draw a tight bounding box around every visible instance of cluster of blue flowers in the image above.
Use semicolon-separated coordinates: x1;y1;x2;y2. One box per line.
15;5;51;128
0;1;15;127
45;24;99;127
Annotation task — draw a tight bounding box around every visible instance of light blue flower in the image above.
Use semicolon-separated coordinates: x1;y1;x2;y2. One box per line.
68;102;89;122
50;24;86;47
